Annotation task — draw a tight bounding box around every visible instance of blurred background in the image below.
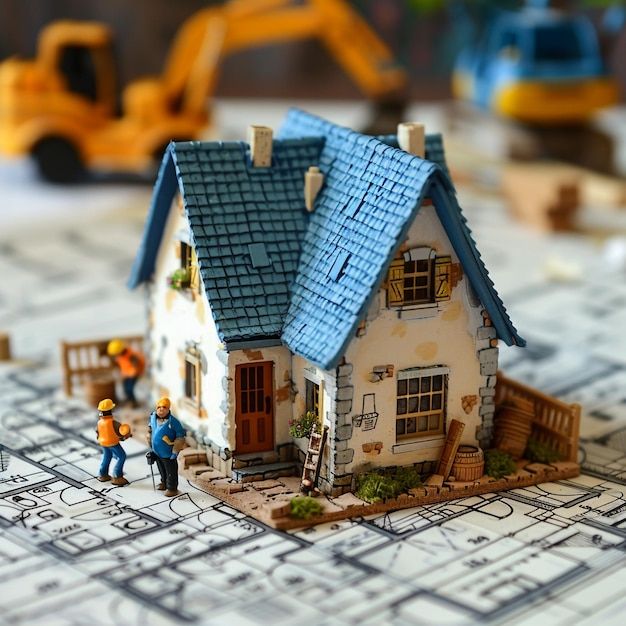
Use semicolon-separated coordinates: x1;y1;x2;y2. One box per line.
0;0;625;223
1;0;624;103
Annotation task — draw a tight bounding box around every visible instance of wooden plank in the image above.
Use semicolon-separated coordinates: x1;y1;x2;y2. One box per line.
436;419;465;479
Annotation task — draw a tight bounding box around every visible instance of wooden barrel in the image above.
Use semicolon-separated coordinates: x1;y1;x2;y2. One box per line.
493;397;534;460
84;375;117;408
451;445;485;482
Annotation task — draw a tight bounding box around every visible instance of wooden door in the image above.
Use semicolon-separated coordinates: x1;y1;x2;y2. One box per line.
235;362;274;454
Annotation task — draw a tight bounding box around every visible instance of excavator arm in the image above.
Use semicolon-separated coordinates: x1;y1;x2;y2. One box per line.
161;0;408;119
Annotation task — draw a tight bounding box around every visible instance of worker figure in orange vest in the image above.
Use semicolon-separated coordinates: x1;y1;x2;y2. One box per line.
96;398;132;485
107;339;145;408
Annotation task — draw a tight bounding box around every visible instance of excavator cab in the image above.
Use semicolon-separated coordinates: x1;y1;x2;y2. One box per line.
0;21;119;181
36;21;117;116
58;43;106;104
452;7;620;124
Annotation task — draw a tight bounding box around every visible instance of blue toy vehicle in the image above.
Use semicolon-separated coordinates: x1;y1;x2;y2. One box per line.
452;6;621;124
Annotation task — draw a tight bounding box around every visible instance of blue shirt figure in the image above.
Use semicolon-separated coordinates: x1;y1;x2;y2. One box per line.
148;397;186;497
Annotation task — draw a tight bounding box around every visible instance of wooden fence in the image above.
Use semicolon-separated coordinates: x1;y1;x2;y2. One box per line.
495;371;580;463
60;335;145;397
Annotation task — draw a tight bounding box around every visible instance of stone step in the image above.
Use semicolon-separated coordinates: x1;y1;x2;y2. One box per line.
232;461;299;483
233;452;281;469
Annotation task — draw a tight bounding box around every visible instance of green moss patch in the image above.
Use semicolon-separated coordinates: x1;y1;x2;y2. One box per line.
356;466;423;504
485;449;516;479
290;496;324;519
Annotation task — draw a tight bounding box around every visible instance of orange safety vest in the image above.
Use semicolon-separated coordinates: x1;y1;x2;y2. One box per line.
97;416;121;447
116;348;145;378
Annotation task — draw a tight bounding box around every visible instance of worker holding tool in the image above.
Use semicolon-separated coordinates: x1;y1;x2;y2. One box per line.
147;398;186;497
95;398;131;486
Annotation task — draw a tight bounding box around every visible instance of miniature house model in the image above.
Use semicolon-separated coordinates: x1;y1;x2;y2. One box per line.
129;109;579;497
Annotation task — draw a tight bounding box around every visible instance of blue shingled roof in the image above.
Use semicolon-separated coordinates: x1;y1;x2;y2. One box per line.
128;137;324;343
277;109;524;368
129;108;524;370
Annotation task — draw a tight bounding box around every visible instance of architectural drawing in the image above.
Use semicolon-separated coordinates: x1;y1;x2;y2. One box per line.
1;134;626;624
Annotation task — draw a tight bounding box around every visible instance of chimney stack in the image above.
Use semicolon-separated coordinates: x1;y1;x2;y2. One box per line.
304;166;324;212
247;125;273;167
397;122;425;158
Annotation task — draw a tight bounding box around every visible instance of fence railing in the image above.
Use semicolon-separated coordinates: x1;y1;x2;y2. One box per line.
495;371;580;463
60;335;145;397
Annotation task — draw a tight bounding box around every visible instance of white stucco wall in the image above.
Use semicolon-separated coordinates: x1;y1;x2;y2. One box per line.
338;203;492;474
148;200;228;450
148;198;300;455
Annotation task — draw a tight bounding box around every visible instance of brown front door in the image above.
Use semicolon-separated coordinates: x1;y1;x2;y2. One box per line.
235;361;274;454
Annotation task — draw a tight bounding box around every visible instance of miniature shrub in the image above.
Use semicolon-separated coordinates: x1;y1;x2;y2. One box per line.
290;496;323;519
356;467;422;504
525;437;561;464
288;411;321;438
356;473;399;504
485;449;516;479
394;466;423;492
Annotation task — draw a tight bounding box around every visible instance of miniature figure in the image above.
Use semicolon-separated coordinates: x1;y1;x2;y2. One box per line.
107;339;145;408
95;398;131;486
147;398;186;497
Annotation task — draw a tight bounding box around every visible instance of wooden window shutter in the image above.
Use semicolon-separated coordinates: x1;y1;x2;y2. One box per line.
190;247;200;292
387;259;404;306
434;256;452;301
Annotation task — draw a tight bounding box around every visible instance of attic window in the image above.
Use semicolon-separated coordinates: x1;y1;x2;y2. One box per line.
248;243;271;268
387;247;454;307
328;250;350;281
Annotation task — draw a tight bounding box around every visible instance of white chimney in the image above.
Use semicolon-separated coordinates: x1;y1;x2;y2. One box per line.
397;122;425;158
247;125;273;167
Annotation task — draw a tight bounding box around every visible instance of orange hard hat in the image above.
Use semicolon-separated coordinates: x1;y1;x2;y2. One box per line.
98;398;115;412
107;339;125;356
156;397;171;409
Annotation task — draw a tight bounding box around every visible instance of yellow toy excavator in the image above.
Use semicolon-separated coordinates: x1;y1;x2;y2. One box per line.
0;0;407;182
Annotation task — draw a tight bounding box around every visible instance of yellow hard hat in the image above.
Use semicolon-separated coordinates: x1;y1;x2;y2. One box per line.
98;398;116;412
156;397;171;409
107;339;125;356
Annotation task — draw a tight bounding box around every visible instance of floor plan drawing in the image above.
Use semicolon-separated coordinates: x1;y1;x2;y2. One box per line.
2;162;626;625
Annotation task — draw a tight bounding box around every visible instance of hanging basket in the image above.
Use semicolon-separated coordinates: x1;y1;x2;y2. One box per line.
353;393;379;431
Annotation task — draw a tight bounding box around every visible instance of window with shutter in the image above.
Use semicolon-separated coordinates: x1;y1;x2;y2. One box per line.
386;248;453;307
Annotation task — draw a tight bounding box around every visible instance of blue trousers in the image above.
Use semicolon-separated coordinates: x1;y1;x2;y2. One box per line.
123;376;138;403
99;444;126;478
